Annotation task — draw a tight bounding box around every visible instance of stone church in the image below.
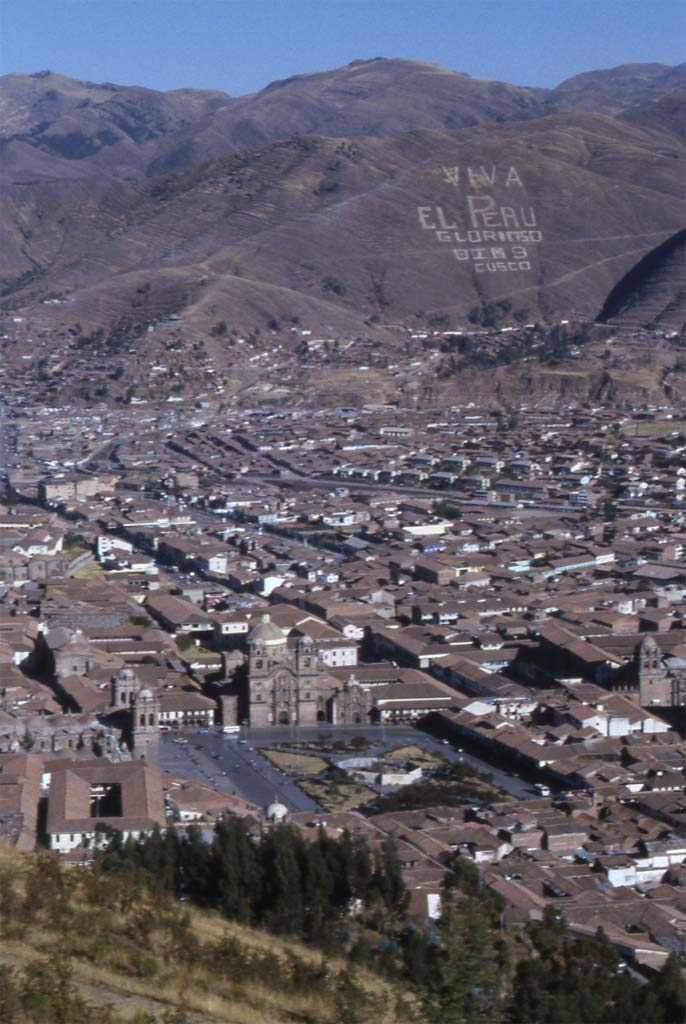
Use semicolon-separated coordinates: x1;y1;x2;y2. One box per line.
635;636;686;708
245;614;371;727
111;667;160;757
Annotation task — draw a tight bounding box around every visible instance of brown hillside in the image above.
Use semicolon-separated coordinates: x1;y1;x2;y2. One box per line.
552;62;686;114
3;113;683;336
597;228;686;329
2;59;682;184
0;846;422;1024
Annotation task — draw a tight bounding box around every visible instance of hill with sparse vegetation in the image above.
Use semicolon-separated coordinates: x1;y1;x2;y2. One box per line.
0;840;422;1024
2;820;684;1024
1;59;683;345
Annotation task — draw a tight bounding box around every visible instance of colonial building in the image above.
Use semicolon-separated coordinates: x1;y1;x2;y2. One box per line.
41;627;96;680
110;667;214;752
247;615;328;726
45;758;166;854
241;614;463;727
132;687;160;758
636;636;686;708
244;614;371;726
111;666;140;709
0;713;118;756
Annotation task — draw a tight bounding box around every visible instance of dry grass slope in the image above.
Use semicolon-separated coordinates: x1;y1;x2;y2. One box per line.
0;846;425;1024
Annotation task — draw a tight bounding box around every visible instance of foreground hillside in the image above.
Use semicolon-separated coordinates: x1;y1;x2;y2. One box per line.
0;846;422;1024
2;828;683;1024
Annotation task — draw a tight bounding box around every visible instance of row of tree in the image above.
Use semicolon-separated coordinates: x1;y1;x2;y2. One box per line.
98;818;407;944
436;320;603;379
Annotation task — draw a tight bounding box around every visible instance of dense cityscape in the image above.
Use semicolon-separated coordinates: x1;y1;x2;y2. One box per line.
0;310;685;1006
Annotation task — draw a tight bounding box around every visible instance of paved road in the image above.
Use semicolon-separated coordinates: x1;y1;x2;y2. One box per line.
249;474;572;514
159;731;323;814
160;438;572;515
0;395;17;498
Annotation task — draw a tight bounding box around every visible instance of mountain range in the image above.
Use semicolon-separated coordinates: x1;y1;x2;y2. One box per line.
1;58;684;340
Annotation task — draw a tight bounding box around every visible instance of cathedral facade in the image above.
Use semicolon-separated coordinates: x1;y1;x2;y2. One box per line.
245;614;371;726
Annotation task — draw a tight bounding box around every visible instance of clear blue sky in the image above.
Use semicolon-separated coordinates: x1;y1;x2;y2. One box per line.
1;0;684;94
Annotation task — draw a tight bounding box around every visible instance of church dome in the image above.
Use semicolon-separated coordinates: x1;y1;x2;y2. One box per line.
248;614;287;647
265;801;288;822
136;687;154;701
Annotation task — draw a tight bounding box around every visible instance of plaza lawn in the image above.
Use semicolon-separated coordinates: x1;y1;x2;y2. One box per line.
385;745;442;766
300;779;376;812
260;749;329;776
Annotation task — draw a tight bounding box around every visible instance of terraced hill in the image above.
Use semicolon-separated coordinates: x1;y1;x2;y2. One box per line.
0;58;683;352
2;113;684;338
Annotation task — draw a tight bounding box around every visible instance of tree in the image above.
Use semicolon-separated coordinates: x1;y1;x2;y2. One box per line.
427;892;504;1023
402;927;435;990
211;815;261;924
650;953;686;1024
352;837;374;904
179;825;213;904
371;836;408;917
508;913;665;1024
21;953;87;1024
259;826;305;935
509;958;556;1024
323;275;346;297
138;823;179;892
433;500;461;520
446;856;481;897
303;837;335;939
529;905;567;957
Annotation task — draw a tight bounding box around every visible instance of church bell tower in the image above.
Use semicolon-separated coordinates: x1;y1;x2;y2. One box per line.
132;687;160;759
